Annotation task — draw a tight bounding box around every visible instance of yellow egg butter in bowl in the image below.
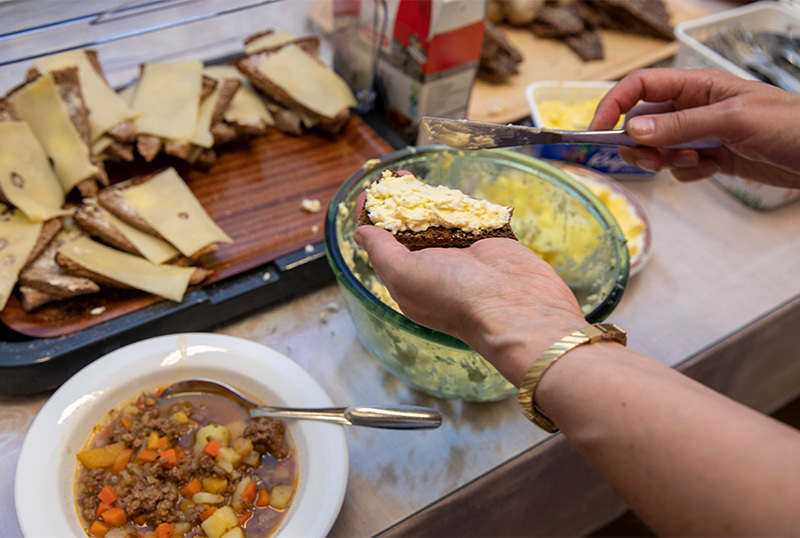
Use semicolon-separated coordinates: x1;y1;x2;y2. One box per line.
324;147;630;402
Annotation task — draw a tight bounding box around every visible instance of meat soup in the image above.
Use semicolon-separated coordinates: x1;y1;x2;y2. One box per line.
75;387;297;538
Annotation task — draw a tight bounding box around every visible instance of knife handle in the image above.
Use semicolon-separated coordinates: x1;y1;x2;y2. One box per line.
557;129;722;150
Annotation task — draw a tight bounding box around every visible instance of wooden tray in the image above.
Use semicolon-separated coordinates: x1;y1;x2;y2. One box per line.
468;0;709;124
0;115;394;338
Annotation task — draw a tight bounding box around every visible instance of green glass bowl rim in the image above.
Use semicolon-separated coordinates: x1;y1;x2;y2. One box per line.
324;145;630;350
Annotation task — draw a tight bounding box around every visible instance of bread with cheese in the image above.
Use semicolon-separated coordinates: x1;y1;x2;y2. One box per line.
236;37;354;135
358;172;517;251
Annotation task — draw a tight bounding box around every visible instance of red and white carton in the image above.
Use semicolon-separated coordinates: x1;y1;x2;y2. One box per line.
334;0;485;143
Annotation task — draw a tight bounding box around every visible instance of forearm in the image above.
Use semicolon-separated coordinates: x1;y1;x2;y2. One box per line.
530;341;800;536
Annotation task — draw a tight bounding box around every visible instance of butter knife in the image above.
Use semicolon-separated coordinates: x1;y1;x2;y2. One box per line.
418;117;722;151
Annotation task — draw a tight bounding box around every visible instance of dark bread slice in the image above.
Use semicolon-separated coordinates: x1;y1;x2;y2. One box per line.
357;207;516;251
236;37;350;134
18;226;101;311
10;68;108;195
565;30;604;62
55;251;212;289
23;217;64;269
73;203;139;255
96;172;219;260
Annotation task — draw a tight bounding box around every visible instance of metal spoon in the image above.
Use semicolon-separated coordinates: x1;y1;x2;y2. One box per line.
160;378;442;430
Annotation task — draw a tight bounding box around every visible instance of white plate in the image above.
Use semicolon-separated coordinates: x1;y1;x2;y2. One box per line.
548;160;653;276
15;333;348;538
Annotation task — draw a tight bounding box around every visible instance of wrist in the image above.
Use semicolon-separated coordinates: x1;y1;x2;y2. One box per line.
467;306;587;387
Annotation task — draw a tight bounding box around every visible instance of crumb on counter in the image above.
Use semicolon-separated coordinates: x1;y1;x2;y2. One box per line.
304;244;315;254
89;306;106;316
301;198;321;213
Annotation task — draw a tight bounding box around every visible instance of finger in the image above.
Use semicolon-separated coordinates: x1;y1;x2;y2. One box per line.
625;100;676;120
617;147;664;172
353;225;411;285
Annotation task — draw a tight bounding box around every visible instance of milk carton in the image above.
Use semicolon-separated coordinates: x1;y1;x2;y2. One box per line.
334;0;485;143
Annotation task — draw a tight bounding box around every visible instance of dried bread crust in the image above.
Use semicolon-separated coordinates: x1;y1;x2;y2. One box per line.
358;207;517;251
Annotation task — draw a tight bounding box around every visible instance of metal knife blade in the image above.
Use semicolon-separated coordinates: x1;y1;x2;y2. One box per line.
418;117;721;151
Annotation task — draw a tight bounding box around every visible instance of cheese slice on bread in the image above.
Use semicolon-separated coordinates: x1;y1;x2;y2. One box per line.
98;168;232;259
360;170;517;250
0;206;43;310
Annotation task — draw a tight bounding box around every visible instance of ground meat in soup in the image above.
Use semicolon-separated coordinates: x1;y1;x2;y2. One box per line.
75;387;298;538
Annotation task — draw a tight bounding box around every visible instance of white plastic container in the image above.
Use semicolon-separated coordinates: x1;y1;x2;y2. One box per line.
525;80;655;180
674;1;800;209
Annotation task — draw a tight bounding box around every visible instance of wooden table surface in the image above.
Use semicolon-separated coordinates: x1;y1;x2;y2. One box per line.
3;1;799;536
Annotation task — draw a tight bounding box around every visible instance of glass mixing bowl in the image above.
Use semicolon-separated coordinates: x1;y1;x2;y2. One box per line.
324;146;629;401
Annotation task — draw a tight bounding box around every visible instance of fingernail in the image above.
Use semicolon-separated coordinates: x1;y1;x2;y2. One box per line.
673;153;699;168
628;117;656;136
636;158;658;172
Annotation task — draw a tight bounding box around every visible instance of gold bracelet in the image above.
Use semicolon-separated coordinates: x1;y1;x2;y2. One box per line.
518;323;627;433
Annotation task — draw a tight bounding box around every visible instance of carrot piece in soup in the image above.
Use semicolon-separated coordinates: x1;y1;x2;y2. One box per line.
89;520;109;537
95;502;111;519
112;447;134;473
157;436;170;451
97;485;118;505
159;448;178;468
199;506;217;521
154;522;174;538
180;477;202;498
241;480;257;507
256;488;270;508
204;439;222;457
100;507;127;526
237;512;252;526
138;449;159;463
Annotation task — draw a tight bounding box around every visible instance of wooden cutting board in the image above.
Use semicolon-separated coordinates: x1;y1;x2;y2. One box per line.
468;0;710;124
0;115;394;338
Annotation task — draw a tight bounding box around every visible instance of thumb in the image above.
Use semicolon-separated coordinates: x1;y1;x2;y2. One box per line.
354;225;409;271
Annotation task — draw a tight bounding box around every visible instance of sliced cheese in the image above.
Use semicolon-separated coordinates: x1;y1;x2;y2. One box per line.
119;168;232;257
255;44;356;120
132;61;203;140
91;135;114;157
57;236;194;302
34;50;135;142
204;66;274;126
189;81;220;149
9;74;100;192
0;208;43;310
118;84;137;106
244;31;296;54
0;122;68;222
85;199;179;265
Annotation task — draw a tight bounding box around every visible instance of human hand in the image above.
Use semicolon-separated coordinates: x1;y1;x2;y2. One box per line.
590;68;800;187
354;225;587;385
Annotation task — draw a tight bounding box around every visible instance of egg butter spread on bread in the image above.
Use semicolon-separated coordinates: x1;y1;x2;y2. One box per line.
358;170;517;250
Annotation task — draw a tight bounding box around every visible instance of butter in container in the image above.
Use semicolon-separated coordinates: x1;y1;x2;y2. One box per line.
525;81;655;180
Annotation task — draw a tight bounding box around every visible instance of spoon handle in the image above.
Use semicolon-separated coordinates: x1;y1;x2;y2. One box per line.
250;405;442;429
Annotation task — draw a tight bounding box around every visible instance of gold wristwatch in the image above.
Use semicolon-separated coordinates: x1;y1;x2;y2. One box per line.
518;323;627;433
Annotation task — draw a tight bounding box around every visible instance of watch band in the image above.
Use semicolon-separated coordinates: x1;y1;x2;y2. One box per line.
518;322;627;433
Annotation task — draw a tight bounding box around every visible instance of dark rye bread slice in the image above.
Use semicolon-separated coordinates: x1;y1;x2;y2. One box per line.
9;67;109;196
54;251;212;289
357;207;517;251
96;172;219;260
236;37;350;135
